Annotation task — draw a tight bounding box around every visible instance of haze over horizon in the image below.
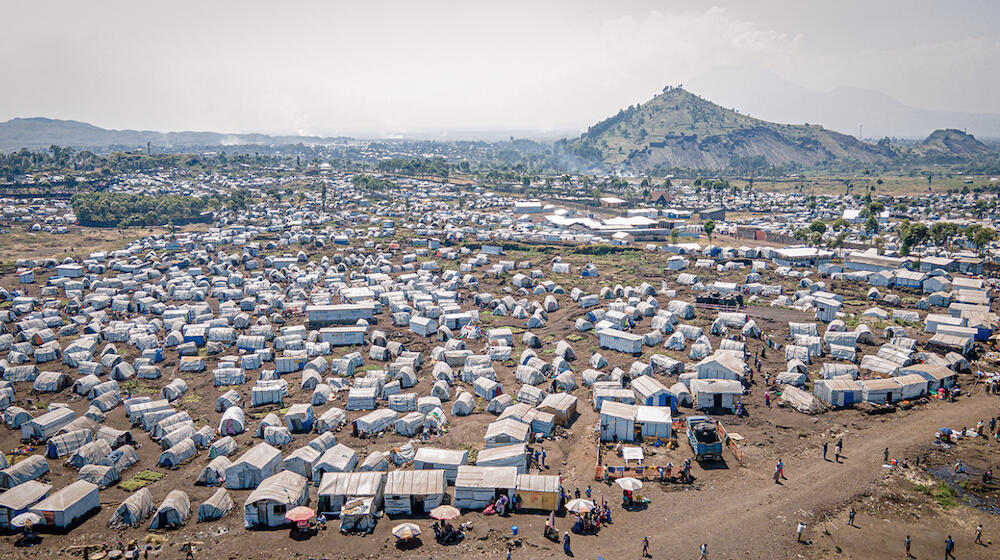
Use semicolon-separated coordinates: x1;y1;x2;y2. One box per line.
4;0;1000;139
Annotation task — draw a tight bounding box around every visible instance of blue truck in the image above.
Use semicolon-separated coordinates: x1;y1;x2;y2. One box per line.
686;416;723;461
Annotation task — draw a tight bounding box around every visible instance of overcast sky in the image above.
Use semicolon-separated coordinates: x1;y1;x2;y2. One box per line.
2;0;999;137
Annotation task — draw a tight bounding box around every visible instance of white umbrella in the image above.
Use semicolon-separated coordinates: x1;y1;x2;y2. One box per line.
393;522;422;540
565;498;595;513
615;477;643;491
11;512;41;528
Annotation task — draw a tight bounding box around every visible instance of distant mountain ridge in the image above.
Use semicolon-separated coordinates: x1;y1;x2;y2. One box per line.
562;87;896;172
686;66;1000;140
0;117;343;151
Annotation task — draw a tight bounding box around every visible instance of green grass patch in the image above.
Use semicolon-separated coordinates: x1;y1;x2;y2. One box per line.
478;314;499;325
180;392;202;405
933;482;959;509
566;333;585;342
461;444;480;465
358;364;382;372
917;482;959;508
119;470;166;492
473;397;488;415
122;380;159;395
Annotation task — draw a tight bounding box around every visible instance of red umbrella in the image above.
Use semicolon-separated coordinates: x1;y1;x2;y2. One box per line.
285;506;315;523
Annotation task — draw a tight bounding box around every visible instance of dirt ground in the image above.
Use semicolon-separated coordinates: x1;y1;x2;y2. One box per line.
1;235;998;560
0;225;189;264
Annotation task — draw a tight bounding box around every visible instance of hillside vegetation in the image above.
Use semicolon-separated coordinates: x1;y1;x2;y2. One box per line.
562;86;896;173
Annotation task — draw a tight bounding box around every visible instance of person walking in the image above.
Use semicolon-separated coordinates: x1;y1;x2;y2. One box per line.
563;532;572;556
848;508;856;527
905;535;911;558
699;543;708;560
823;441;828;461
835;439;842;463
642;536;649;558
976;523;984;545
777;459;785;479
797;522;806;543
541;447;547;468
945;535;955;560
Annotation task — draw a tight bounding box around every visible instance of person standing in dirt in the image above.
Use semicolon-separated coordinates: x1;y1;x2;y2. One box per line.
976;524;984;545
699;543;708;560
835;439;842;463
904;535;911;557
797;522;806;543
562;531;572;556
777;458;785;479
883;447;890;464
642;536;650;557
823;441;828;461
945;535;955;560
848;508;856;527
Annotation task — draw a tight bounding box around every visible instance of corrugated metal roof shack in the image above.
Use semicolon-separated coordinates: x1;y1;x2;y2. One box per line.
454;465;517;509
383;469;447;515
514;473;562;511
598;328;643;355
307;303;378;328
317;471;386;515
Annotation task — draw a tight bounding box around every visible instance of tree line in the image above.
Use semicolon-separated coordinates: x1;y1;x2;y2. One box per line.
70;191;223;227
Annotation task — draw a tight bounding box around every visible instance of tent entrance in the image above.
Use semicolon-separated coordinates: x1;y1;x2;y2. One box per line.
713;394;723;409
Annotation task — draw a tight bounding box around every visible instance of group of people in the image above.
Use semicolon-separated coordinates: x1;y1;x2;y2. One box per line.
622;489;640;508
485;493;515;516
822;437;845;462
571;506;608;534
532;445;547;468
431;519;460;543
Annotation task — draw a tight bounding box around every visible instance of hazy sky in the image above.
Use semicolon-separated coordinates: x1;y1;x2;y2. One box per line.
3;0;999;137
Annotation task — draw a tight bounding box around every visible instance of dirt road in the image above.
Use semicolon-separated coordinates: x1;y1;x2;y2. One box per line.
644;391;999;560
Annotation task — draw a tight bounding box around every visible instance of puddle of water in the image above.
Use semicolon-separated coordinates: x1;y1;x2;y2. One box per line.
926;465;1000;514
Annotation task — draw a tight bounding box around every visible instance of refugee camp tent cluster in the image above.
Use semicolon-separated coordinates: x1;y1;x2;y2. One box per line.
0;225;602;537
0;189;993;546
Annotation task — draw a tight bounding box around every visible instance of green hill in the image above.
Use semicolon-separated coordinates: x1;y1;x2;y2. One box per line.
563;86;895;172
917;129;991;156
